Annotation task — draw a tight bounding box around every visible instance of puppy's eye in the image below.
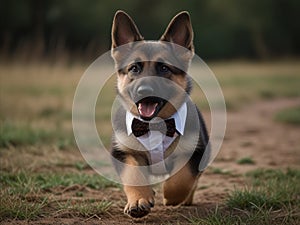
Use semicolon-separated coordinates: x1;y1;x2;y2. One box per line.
158;64;171;74
128;64;141;74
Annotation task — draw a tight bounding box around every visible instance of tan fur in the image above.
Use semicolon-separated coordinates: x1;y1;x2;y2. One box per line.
124;185;155;215
117;60;188;119
163;163;200;206
156;102;177;119
121;155;155;217
164;136;180;158
171;74;187;90
111;10;202;218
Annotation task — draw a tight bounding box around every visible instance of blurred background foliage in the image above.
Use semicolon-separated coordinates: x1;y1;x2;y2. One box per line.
0;0;299;62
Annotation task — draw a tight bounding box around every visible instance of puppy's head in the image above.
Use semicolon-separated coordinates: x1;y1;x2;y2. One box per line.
111;10;194;120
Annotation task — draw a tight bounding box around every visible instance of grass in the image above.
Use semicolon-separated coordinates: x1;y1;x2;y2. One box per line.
0;171;118;220
274;106;300;125
56;200;112;217
0;172;119;193
227;169;299;210
0;191;48;220
1;61;299;151
185;168;300;224
0;61;300;223
210;62;300;110
0;121;74;149
74;161;90;171
0;122;53;148
237;157;255;165
184;206;239;225
209;167;233;175
228;73;300;108
220;74;300;100
38;106;72;120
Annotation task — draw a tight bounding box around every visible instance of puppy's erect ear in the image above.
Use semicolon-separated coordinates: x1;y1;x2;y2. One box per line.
160;11;194;51
111;10;143;48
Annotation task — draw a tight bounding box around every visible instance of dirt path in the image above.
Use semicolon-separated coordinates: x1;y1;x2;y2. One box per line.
217;97;300;171
4;98;300;224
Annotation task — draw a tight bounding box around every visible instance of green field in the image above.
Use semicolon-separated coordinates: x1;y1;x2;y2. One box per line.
0;60;300;224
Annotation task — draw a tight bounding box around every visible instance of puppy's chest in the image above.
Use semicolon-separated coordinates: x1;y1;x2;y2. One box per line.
135;130;180;173
113;101;201;174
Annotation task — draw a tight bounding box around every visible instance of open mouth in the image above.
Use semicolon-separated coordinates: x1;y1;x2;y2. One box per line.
136;97;166;120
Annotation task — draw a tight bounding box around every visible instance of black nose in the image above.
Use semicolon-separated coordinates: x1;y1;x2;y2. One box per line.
137;85;154;96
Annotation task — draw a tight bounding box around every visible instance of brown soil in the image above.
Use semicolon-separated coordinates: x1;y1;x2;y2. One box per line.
2;98;300;225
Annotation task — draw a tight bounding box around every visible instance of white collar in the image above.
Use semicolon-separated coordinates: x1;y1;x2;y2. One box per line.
126;102;187;136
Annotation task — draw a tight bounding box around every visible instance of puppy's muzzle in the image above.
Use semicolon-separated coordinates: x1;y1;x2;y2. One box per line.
137;85;154;97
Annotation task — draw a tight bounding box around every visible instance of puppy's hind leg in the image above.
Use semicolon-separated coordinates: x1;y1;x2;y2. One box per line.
163;163;201;206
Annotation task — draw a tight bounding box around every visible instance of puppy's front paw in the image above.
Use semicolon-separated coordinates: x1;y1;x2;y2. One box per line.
124;196;154;218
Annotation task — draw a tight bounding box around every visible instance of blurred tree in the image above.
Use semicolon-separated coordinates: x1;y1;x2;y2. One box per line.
0;0;299;61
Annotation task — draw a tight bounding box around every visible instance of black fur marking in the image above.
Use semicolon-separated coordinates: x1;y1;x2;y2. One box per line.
111;148;127;163
188;105;210;176
185;75;193;95
196;106;209;146
111;147;126;175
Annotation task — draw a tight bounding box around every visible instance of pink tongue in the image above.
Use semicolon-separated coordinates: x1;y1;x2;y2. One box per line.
138;102;158;118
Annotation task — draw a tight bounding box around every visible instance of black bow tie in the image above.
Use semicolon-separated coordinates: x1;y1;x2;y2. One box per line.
131;118;176;137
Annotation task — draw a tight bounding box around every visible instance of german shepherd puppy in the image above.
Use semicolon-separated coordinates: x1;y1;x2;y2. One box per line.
110;10;209;218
